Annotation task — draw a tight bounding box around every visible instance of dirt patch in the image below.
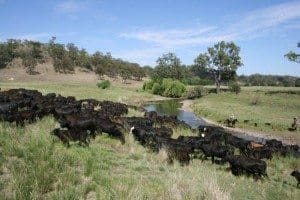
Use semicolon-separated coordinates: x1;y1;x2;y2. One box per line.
0;60;99;83
0;61;146;88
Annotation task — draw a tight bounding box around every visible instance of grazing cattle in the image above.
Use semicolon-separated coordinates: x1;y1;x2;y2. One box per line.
144;111;158;119
225;134;250;155
225;155;267;178
0;89;129;145
200;143;234;163
290;170;300;187
249;142;264;149
157;136;194;165
177;136;208;150
123;117;154;130
131;126;194;165
265;139;283;151
145;111;190;128
52;128;89;146
246;146;274;160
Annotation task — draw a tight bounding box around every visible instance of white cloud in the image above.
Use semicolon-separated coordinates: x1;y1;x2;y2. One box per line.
12;32;76;41
118;1;300;65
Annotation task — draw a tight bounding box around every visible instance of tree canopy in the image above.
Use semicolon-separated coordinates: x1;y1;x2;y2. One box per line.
194;41;243;93
285;42;300;63
151;53;184;81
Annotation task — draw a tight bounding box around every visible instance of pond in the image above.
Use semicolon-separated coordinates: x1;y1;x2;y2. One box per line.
144;99;206;129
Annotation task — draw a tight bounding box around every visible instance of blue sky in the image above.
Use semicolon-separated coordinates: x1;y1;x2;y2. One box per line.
0;0;299;76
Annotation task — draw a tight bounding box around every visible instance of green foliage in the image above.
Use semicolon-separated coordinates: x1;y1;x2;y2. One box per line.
151;83;164;95
194;41;243;93
229;82;241;94
20;41;44;74
162;79;186;98
184;85;208;99
295;78;300;87
143;78;186;97
97;80;111;89
239;74;297;87
0;38;148;79
0;39;20;69
182;77;214;85
151;53;185;81
143;80;155;91
285;43;300;63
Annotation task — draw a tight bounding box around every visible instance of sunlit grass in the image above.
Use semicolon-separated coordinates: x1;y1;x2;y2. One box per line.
192;88;300;142
0;117;299;199
0;82;299;199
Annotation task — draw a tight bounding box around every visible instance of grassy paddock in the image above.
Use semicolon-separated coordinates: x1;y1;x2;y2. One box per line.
193;87;300;143
0;83;299;199
0;81;164;106
0;117;299;199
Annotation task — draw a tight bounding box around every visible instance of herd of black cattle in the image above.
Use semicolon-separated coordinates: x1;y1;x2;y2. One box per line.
0;88;299;185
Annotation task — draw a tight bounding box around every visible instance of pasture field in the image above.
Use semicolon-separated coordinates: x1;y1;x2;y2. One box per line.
0;82;299;199
193;87;300;144
0;81;165;106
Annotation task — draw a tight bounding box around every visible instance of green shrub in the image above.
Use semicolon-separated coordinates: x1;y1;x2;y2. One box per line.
97;80;110;89
143;78;186;97
161;78;173;91
142;80;155;91
152;83;164;95
182;77;214;86
184;85;208;99
229;82;241;94
162;80;186;98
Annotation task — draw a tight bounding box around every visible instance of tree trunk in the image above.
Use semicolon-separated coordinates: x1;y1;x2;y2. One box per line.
215;71;221;94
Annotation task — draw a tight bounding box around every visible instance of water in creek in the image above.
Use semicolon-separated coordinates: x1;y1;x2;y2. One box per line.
144;99;206;129
144;99;268;143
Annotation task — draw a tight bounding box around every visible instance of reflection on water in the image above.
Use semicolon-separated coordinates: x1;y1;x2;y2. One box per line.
144;99;206;128
143;100;286;145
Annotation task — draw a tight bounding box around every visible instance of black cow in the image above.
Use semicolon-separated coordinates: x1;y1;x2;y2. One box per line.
225;155;267;178
291;170;300;187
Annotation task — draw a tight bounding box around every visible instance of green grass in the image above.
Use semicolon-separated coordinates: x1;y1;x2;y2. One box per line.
0;118;299;200
193;87;300;143
0;81;164;106
0;83;300;199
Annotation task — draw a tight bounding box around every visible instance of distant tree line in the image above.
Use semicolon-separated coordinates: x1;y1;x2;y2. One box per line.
238;74;300;87
0;38;149;81
1;39;299;88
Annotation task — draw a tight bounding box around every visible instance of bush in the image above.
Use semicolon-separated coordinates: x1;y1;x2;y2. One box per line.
152;83;164;95
229;82;241;94
162;79;186;98
182;77;214;86
184;86;208;99
143;78;186;98
142;80;155;91
97;80;110;89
